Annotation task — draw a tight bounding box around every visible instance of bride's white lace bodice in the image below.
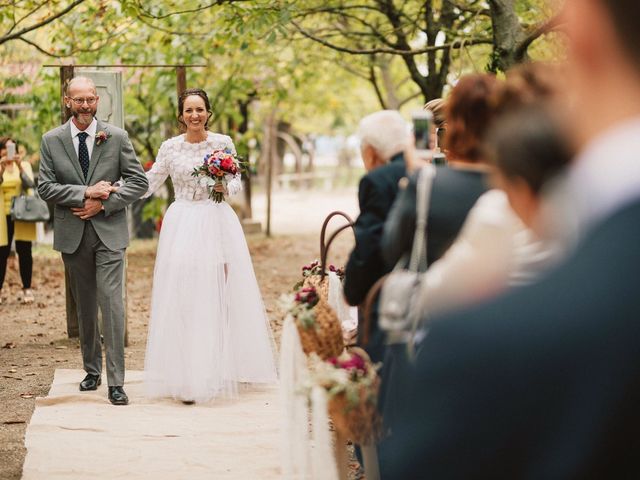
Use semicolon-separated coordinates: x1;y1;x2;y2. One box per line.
144;133;242;201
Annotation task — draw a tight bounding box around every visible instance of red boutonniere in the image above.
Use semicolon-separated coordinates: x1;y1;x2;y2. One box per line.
96;130;111;146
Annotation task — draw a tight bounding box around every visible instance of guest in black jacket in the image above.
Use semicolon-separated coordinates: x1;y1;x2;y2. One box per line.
343;110;411;363
382;74;498;271
385;0;640;477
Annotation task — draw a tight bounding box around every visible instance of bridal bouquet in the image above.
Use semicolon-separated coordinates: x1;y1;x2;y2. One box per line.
191;148;243;203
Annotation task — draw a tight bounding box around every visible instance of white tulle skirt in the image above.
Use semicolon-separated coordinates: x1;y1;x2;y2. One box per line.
144;199;278;402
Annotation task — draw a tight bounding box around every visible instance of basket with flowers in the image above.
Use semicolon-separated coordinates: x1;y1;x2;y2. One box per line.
313;348;382;445
287;285;344;360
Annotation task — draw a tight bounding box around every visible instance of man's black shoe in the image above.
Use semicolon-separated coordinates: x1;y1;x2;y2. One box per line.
79;374;101;391
108;386;129;406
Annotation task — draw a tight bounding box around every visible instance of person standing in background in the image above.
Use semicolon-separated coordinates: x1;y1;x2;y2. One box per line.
343;110;412;365
0;137;36;305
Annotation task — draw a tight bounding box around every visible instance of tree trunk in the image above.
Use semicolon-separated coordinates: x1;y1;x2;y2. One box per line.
487;0;529;72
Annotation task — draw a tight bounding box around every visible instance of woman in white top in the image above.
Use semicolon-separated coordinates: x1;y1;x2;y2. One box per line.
143;89;277;403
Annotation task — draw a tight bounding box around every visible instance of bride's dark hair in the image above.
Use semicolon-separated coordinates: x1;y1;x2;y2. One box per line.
178;88;213;131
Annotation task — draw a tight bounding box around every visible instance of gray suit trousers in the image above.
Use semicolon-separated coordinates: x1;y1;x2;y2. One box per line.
62;222;126;386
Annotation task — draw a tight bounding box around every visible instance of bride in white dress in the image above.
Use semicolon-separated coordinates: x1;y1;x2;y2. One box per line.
143;88;277;403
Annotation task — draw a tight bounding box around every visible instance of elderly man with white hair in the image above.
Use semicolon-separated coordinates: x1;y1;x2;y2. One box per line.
343;110;411;364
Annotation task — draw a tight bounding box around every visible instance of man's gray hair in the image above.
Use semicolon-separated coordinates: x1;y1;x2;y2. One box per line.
65;76;97;96
358;110;411;161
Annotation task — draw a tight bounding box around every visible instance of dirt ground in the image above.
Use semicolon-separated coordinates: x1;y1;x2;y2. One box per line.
0;231;354;479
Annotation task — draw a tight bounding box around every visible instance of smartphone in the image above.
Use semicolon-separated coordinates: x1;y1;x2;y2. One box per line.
432;151;447;166
6;140;16;160
412;110;433;156
435;127;446;151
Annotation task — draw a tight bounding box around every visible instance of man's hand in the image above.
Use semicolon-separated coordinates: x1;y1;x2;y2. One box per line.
72;198;103;220
85;180;114;200
405;146;432;173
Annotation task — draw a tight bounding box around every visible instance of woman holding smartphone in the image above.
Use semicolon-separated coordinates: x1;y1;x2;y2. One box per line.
0;137;36;305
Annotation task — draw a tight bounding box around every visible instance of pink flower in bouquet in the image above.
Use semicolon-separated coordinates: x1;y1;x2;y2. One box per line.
220;157;234;170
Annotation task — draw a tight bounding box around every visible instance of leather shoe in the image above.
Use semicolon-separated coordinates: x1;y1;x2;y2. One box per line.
108;386;129;406
79;374;101;391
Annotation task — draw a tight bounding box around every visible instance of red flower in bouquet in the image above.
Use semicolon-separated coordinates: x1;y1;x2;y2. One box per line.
191;147;246;203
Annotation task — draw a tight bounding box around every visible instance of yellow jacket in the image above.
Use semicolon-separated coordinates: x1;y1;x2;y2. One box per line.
0;161;37;246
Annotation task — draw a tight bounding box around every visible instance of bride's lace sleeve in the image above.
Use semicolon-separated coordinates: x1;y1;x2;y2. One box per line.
143;142;170;199
225;137;243;197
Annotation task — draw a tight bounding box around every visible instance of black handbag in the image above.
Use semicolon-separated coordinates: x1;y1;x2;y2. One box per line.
10;190;50;222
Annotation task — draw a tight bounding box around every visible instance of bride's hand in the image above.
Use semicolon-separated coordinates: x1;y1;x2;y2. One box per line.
213;183;227;194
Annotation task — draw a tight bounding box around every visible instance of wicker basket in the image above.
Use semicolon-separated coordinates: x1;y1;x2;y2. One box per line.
295;292;344;360
303;273;330;299
328;376;382;445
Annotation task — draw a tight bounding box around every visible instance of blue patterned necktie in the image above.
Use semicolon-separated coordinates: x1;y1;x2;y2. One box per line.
77;131;90;179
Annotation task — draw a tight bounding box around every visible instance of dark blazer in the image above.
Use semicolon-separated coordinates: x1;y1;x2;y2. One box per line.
343;153;406;361
385;199;640;479
382;166;489;269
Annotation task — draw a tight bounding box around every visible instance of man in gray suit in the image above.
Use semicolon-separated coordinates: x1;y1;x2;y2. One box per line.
38;76;148;405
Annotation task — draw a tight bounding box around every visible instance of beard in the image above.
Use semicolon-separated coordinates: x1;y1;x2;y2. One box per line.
71;108;96;126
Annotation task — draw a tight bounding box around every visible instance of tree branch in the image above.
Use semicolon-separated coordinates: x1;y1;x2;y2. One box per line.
135;0;253;20
0;0;87;46
516;14;564;58
291;20;491;56
445;0;490;16
368;62;388;109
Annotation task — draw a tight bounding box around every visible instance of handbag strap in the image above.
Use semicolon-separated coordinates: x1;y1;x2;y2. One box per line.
407;165;435;272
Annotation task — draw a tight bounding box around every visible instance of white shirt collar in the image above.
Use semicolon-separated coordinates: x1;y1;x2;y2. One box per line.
69;117;98;140
568;116;640;229
540;116;640;247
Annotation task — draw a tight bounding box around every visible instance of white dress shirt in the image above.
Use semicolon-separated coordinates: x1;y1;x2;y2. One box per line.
540;116;640;248
69;118;97;159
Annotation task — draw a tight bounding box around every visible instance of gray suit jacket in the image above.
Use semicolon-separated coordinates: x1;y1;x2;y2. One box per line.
38;119;149;254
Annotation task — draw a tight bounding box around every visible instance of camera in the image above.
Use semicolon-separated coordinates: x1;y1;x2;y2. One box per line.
6;140;16;160
412;110;433;157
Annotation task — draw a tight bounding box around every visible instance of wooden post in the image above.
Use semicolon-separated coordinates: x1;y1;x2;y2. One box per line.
60;65;74;124
265;110;277;237
334;432;349;480
60;66;80;338
176;65;186;99
362;444;381;480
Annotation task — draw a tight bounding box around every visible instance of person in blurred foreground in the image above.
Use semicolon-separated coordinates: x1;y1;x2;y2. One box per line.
386;0;640;477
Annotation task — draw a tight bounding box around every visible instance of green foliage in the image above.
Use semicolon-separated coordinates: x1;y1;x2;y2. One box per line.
142;196;166;223
0;0;561;167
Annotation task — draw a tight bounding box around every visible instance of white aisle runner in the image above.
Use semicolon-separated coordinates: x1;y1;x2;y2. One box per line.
22;369;281;479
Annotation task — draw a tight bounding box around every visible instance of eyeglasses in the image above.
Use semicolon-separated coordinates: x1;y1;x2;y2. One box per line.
69;97;98;106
